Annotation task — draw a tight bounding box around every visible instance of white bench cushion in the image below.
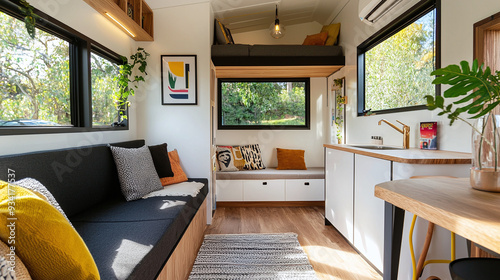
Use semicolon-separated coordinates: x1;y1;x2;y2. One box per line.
216;167;324;180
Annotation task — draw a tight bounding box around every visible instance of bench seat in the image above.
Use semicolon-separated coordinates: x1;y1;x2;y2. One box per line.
216;167;325;180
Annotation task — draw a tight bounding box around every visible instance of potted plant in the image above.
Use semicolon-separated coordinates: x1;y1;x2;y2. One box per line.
333;78;345;144
19;0;37;39
113;47;150;126
426;59;500;191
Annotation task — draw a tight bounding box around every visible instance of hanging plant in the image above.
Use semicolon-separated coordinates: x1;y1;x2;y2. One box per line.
113;47;150;125
19;0;37;39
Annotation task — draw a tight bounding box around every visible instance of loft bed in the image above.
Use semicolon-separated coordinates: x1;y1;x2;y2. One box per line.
212;20;345;78
211;44;345;78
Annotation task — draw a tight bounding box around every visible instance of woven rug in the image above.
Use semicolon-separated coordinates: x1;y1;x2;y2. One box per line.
188;233;319;280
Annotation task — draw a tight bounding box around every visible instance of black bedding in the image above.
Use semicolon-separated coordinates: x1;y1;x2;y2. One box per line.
211;44;345;66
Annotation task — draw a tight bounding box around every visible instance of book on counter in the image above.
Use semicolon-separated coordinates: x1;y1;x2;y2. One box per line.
420;122;437;150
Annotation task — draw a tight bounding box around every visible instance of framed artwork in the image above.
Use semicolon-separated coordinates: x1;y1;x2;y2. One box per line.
161;55;197;105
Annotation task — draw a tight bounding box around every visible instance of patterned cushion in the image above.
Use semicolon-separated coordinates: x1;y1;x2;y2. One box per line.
216;146;239;172
240;144;266;170
0;239;31;280
109;145;163;201
231;146;246;170
160;150;189;186
148;143;174;178
14;178;71;224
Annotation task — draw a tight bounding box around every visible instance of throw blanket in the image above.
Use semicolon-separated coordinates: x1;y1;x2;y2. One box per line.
142;181;204;198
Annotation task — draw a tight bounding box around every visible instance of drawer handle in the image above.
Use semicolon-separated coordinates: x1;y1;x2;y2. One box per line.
304;182;310;186
262;182;267;185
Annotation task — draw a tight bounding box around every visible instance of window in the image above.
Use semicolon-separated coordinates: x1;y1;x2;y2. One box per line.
0;1;124;134
91;51;121;127
357;0;440;115
0;11;70;127
218;78;310;130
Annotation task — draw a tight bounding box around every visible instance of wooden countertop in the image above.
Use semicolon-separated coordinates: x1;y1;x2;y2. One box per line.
375;177;500;253
324;144;471;164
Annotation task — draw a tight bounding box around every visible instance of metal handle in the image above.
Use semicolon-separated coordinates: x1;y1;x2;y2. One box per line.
263;182;267;185
304;182;310;186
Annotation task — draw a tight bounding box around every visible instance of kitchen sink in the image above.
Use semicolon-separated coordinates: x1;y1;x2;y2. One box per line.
350;145;405;150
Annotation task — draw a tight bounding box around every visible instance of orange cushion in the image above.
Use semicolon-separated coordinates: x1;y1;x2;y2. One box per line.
276;148;307;170
160;149;188;186
302;32;328;46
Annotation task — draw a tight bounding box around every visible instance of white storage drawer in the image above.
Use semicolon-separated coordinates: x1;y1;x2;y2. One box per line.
216;180;243;201
285;179;324;201
243;180;285;201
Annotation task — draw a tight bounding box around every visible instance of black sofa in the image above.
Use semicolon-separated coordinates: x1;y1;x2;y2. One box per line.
0;139;207;279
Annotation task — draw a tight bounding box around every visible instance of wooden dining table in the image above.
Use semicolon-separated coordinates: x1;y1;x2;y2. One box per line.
375;177;500;280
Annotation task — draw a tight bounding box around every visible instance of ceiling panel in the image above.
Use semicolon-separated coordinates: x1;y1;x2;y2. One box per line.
146;0;344;34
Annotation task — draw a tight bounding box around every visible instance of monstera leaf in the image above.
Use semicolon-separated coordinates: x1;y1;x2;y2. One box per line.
426;60;500;125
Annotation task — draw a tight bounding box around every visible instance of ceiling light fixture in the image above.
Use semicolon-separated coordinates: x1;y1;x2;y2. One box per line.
270;5;285;39
105;12;136;38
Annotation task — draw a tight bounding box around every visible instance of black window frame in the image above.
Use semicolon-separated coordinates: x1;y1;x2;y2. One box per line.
0;0;126;135
357;0;441;116
218;78;311;130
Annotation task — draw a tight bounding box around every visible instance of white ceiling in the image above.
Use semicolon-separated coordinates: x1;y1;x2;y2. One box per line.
147;0;347;33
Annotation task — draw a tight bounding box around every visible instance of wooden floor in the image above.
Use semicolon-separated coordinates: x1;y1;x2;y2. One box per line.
205;206;382;280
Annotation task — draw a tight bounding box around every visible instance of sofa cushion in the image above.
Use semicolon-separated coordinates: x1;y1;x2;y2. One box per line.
14;177;71;224
0;181;99;280
148;143;174;178
0;140;145;218
276;148;307;170
110;145;163;201
160;150;189;186
216;146;239;172
240;144;266;170
71;180;208;280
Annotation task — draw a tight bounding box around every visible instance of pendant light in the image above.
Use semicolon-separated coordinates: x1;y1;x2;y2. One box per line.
270;5;285;39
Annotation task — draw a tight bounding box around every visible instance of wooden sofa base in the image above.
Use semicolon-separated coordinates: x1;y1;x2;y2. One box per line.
217;201;324;207
156;199;207;280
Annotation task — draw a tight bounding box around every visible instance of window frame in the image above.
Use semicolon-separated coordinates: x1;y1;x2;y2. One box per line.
217;78;311;130
357;0;441;116
0;0;126;135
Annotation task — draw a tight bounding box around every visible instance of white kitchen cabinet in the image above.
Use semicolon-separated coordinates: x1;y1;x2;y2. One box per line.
325;148;355;243
285;179;324;201
243;180;285;201
216;180;243;201
354;154;391;273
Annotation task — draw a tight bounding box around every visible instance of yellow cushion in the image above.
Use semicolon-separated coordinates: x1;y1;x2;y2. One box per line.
232;146;246;170
302;32;328;46
0;180;99;280
161;149;189;186
276;148;307;170
321;23;341;45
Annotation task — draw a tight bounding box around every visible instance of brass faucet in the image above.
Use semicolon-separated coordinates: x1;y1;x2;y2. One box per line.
378;119;410;149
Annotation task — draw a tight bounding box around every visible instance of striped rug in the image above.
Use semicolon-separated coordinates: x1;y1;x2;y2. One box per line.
188;233;319;280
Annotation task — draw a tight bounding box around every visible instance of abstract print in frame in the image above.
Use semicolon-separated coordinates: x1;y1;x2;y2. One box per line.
161;55;197;105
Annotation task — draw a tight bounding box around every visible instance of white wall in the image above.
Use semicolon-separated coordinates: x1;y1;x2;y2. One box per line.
232;22;324;45
0;0;138;155
135;3;211;180
216;78;328;168
331;0;500;153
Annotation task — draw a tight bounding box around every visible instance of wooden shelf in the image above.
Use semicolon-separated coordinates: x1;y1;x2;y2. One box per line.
215;65;343;78
84;0;154;41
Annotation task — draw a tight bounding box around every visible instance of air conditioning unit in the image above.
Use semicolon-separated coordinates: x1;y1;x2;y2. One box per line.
359;0;404;25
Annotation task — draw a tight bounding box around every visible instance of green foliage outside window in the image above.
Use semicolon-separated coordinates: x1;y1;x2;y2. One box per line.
91;53;120;126
220;80;307;126
0;12;71;126
365;9;436;111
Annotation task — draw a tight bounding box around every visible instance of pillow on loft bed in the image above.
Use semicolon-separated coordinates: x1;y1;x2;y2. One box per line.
302;32;328;45
214;18;234;45
321;23;341;45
